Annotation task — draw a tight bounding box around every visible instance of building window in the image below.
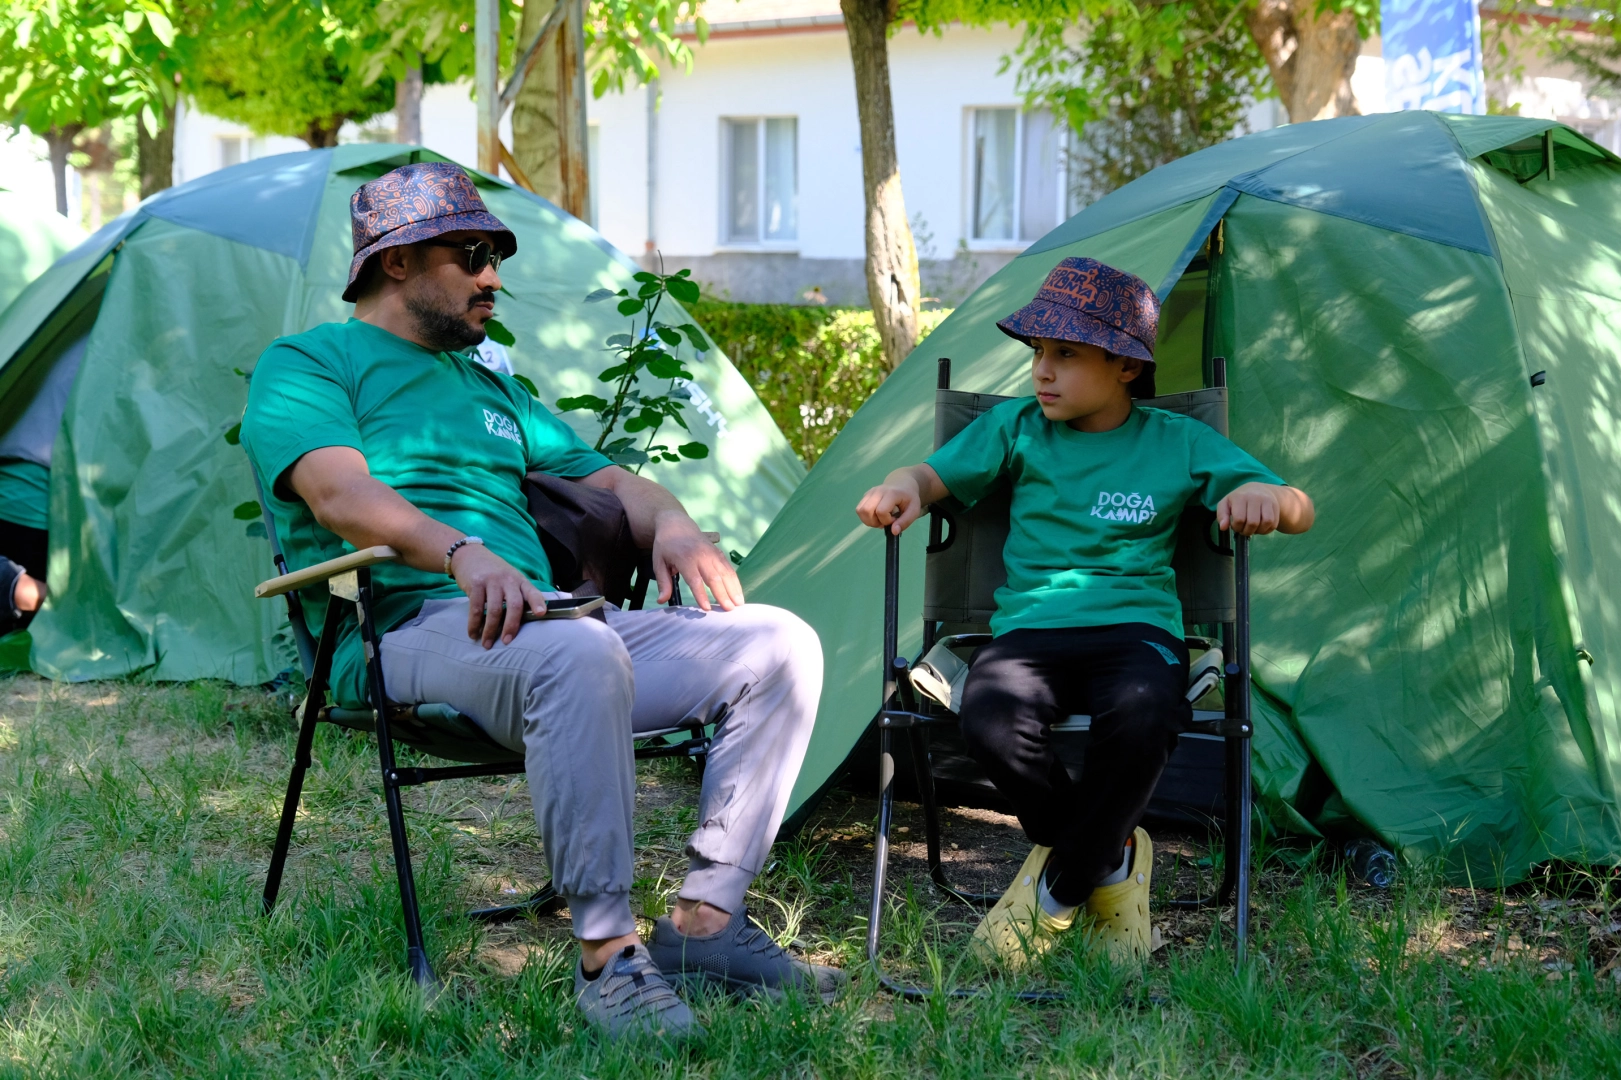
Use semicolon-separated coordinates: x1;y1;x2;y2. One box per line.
219;136;261;170
722;117;797;244
969;107;1062;243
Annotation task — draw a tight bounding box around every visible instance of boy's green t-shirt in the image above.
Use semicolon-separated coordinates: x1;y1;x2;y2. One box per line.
924;397;1283;640
241;319;612;706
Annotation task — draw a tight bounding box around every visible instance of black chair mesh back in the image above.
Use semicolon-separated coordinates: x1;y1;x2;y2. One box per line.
923;387;1237;628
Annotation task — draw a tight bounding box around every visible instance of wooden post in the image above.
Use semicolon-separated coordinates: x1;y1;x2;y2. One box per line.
557;0;591;220
476;0;500;173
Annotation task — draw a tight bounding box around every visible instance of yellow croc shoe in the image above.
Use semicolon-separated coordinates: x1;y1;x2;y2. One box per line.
969;844;1076;970
1083;827;1154;961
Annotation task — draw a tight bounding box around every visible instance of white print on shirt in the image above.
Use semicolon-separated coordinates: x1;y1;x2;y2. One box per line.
483;408;523;445
1090;491;1158;524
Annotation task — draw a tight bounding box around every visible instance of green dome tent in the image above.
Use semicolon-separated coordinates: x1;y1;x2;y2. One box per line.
0;144;804;683
0;187;84;314
752;113;1621;881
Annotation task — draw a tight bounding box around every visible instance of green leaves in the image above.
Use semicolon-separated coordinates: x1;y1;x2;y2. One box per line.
557;394;610;413
562;267;711;475
223;422;242;446
232;501;261;521
666;275;700;305
483;318;517;347
510;373;540;398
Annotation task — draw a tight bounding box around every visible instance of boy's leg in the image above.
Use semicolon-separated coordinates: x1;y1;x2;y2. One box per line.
1040;625;1189;906
957;628;1085;849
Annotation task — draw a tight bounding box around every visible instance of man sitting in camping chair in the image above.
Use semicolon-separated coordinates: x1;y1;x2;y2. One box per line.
856;258;1315;967
240;162;839;1039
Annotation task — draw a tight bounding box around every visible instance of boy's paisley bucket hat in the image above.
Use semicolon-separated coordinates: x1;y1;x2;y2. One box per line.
996;257;1161;397
343;162;517;302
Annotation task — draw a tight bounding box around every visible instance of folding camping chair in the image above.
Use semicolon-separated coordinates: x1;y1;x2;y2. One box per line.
867;357;1257;997
252;486;716;989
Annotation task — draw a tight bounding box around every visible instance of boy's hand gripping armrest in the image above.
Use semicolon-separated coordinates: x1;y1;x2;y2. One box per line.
855;464;950;535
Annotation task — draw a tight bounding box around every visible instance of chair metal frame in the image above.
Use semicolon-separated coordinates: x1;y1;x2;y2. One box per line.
866;357;1256;999
252;489;712;989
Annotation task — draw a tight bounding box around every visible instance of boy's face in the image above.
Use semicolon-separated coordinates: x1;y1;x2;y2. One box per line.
1030;337;1142;422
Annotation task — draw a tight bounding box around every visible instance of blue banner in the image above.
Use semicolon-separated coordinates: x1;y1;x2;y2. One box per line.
1382;0;1487;114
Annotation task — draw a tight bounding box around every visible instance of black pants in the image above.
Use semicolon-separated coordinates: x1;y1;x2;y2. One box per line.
958;624;1190;902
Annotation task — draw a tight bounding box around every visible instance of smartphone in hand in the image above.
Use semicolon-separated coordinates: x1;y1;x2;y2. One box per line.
521;595;605;621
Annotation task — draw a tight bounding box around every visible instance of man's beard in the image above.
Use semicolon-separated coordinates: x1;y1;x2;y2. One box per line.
404;281;493;351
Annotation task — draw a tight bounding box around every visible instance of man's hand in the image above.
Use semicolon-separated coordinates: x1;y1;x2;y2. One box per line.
451;542;549;648
652;512;744;611
856;464;948;535
1217;482;1315;536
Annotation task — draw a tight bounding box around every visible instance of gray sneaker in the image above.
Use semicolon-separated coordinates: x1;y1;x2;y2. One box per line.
647;906;847;1002
574;943;703;1041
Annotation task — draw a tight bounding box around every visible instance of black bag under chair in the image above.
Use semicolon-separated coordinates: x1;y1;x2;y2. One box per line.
252;473;716;989
867;357;1258;997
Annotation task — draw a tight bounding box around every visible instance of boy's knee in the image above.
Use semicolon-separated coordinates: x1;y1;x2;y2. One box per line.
1100;679;1188;743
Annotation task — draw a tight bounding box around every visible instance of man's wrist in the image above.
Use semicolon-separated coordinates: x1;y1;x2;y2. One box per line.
445;535;484;577
651;508;699;537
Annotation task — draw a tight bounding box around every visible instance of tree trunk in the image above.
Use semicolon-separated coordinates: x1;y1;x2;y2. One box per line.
137;101;177;199
1245;0;1362;123
841;0;920;372
396;59;423;145
44;125;82;218
511;0;590;217
302;119;344;148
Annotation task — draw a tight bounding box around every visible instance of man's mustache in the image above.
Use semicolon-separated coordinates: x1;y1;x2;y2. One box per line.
468;289;496;310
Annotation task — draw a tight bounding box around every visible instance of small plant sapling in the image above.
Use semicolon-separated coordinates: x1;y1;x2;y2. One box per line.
557;267;712;471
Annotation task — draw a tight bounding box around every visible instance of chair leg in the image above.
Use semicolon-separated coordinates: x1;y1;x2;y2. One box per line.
1230;736;1253;967
468;881;567;923
263;696;321;915
356;568;439;991
909;727;996;906
866;724;898;969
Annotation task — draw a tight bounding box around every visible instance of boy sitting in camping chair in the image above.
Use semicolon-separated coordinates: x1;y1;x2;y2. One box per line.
855;258;1314;965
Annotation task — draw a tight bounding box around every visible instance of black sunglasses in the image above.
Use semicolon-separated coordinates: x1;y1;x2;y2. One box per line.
421;239;504;275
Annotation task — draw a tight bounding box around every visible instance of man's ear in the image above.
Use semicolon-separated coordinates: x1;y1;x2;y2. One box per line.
376;244;412;285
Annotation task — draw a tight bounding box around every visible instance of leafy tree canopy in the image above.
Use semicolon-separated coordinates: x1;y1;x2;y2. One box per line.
188;0;397;146
0;0;183;136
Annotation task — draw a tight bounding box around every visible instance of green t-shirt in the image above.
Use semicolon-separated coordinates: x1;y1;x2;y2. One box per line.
241;319;612;706
0;459;49;530
925;398;1283;639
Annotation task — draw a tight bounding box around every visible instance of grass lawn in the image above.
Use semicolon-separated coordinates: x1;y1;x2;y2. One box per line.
1;675;1618;1078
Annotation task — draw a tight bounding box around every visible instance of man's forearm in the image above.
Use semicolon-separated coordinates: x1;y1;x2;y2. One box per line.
300;469;463;575
580;465;694;546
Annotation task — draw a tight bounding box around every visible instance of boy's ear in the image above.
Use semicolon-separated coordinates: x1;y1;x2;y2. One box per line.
1117;355;1144;385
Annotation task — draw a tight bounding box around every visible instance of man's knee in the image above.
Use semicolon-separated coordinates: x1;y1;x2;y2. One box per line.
730;604;823;687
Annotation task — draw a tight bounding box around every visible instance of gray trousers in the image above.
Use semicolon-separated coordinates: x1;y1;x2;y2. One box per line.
379;597;822;941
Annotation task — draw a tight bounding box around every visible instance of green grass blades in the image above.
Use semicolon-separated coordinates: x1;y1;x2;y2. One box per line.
2;675;1620;1078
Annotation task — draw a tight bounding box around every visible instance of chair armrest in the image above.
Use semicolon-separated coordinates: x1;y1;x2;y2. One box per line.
255;546;399;598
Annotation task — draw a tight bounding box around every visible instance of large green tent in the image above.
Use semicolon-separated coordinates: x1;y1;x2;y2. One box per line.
0;144;803;683
752;113;1621;882
0;187;83;315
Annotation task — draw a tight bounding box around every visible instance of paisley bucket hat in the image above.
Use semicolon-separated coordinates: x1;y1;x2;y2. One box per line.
342;162;517;302
996;257;1161;398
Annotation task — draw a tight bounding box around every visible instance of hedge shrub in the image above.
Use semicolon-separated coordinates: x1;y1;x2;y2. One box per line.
693;301;951;466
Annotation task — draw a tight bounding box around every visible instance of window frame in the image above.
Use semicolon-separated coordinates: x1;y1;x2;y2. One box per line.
963;106;1067;252
717;115;800;251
